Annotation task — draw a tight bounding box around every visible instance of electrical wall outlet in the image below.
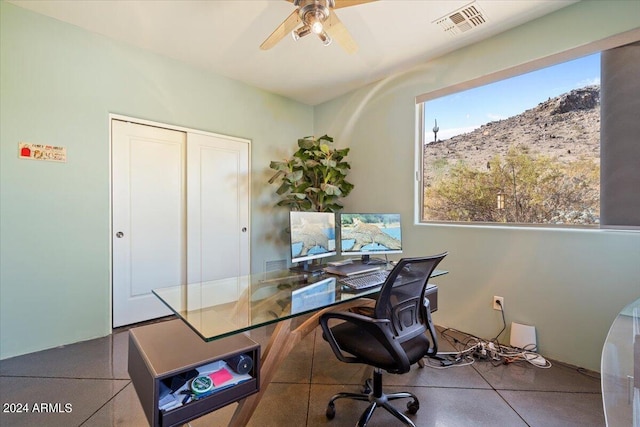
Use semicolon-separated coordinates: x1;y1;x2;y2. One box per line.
493;296;504;311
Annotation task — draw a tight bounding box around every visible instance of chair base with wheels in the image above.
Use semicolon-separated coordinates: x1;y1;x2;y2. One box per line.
326;367;420;427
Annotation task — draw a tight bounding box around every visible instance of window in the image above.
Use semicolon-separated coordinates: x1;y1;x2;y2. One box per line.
419;54;601;226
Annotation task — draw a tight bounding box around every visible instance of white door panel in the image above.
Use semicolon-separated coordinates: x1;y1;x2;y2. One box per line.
129;138;184;295
187;132;250;287
112;120;185;327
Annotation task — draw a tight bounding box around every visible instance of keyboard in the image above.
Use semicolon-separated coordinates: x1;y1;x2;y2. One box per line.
339;270;390;291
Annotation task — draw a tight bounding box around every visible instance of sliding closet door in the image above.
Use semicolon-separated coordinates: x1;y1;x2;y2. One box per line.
186;133;250;309
112;120;186;327
112;119;251;327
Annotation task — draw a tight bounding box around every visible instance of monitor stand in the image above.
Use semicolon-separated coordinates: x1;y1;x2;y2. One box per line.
360;255;387;265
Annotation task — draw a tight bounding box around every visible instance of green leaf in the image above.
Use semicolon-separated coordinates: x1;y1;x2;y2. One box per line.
287;170;304;182
270;160;289;171
299;200;313;211
321;183;342;196
267;170;284;184
324;202;343;212
341;181;354;196
275;200;292;208
298;138;315;150
321;159;337;168
335;147;350;157
276;183;290;195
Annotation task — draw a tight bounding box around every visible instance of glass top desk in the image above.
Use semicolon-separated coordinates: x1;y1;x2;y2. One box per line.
153;267;447;426
601;297;640;426
153;268;448;342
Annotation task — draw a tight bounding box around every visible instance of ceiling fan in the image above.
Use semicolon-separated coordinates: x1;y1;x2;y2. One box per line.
260;0;375;54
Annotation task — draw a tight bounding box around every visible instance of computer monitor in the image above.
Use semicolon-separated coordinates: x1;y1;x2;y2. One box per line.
289;211;336;272
339;213;402;264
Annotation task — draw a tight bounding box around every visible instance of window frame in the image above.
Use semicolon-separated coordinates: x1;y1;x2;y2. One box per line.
415;30;640;229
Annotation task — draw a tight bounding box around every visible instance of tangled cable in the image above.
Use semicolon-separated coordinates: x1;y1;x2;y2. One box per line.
425;327;552;369
424;301;552;369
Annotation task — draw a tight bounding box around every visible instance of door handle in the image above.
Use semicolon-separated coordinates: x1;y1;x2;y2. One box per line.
116;232;124;238
241;227;247;233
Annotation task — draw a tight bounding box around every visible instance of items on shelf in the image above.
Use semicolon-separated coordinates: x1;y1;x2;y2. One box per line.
159;355;254;412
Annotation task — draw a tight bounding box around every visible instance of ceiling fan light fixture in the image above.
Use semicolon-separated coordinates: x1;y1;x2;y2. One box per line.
317;30;332;46
307;11;326;34
311;19;324;35
292;25;312;41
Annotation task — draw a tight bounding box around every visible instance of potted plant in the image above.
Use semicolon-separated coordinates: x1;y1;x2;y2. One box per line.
268;135;354;212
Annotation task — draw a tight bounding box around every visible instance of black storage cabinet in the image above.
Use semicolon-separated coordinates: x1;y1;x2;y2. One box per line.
128;319;260;427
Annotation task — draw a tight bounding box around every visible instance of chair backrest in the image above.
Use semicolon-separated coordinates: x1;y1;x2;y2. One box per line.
374;253;447;343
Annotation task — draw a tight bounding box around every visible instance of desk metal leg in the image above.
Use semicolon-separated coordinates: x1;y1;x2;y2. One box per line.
228;298;376;427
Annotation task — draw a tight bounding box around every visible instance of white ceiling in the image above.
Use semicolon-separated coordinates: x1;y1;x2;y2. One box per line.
9;0;578;105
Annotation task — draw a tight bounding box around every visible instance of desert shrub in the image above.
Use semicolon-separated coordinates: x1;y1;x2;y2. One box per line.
424;146;599;224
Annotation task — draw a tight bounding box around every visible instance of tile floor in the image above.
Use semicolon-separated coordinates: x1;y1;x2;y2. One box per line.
0;318;605;427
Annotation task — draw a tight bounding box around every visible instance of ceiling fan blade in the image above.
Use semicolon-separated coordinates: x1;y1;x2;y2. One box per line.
260;9;301;50
334;0;376;9
325;10;358;54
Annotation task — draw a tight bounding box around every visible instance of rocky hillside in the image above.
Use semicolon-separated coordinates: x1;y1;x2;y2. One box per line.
423;86;600;182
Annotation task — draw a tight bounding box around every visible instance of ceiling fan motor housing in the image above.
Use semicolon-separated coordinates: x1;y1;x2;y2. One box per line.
297;0;332;26
294;0;335;7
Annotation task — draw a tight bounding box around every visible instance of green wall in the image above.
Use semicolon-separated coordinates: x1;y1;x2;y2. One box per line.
314;0;640;371
0;2;312;359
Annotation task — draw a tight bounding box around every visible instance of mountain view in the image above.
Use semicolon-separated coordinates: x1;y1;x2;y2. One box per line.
422;86;600;225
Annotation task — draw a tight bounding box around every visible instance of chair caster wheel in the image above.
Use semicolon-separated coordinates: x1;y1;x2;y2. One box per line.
326;403;336;420
407;400;419;414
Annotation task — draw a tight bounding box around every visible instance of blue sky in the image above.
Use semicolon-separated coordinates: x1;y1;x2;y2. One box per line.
424;53;600;142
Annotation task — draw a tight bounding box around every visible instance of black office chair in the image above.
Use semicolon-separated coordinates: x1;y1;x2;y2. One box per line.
319;253;447;427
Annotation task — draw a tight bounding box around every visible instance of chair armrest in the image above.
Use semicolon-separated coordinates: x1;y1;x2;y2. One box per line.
422;298;438;357
320;311;411;372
